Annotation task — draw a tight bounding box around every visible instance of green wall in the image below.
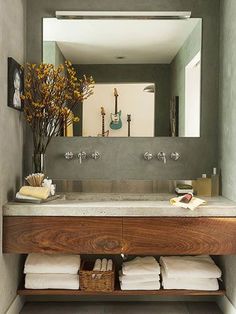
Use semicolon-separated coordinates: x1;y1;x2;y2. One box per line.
43;41;65;66
218;0;236;310
170;21;202;136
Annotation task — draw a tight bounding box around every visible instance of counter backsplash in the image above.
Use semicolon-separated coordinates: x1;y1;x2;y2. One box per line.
54;179;192;194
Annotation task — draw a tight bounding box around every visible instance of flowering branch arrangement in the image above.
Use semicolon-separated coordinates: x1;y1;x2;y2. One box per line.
22;61;94;157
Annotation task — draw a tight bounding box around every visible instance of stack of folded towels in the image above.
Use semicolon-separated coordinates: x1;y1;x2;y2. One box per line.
24;253;81;290
160;255;222;291
119;256;160;290
16;186;51;201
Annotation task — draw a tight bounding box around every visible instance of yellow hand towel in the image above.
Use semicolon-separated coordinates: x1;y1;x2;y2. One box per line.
170;196;206;211
19;186;50;200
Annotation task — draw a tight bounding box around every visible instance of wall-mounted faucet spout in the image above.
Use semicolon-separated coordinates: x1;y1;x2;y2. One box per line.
77;152;87;164
157;152;167;164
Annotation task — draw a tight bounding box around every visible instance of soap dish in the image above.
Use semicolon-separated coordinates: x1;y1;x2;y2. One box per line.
15;195;61;204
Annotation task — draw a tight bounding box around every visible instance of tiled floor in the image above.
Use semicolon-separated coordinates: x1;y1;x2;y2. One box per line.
20;302;222;314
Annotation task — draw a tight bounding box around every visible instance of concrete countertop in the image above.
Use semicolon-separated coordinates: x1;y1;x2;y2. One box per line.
3;193;236;217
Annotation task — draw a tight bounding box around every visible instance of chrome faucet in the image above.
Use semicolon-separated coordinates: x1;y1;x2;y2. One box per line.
156;152;167;164
64;151;101;163
77;152;87;164
143;152;154;161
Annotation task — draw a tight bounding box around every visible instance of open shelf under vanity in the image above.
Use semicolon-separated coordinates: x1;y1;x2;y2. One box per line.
17;288;226;297
18;281;226;297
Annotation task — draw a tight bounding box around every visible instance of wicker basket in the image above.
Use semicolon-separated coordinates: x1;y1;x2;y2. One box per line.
79;261;115;292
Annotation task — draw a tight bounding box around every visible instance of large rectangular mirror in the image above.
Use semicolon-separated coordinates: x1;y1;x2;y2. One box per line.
43;16;202;137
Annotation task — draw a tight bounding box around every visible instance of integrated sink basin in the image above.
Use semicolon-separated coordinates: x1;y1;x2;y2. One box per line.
63;192;172;202
3;192;236;218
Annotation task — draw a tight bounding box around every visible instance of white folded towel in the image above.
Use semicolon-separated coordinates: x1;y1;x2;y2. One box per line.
93;259;102;271
24;254;81;274
160;255;221;279
25;273;79;290
122;256;160;275
16;192;40;201
119;271;160;283
107;259;113;271
161;269;219;291
120;281;160;291
101;258;108;271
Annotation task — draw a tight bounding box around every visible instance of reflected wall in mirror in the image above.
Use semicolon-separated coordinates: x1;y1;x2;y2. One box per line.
84;83;155;137
43;17;202;137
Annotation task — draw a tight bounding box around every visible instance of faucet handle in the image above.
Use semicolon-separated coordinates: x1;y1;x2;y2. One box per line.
90;151;100;160
64;152;74;160
144;152;154;161
170;152;180;161
156;152;167;164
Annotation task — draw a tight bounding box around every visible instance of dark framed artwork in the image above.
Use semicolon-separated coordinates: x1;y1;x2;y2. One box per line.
8;57;24;111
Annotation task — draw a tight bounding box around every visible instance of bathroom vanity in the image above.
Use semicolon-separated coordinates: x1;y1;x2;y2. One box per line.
3;194;236;297
3;195;236;256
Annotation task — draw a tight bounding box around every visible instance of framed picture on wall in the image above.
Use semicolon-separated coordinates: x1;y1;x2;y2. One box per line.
8;57;24;111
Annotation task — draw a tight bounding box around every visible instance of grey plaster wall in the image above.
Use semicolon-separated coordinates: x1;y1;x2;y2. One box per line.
171;21;202;136
0;0;26;312
218;0;236;309
76;64;171;136
25;0;220;180
42;136;217;180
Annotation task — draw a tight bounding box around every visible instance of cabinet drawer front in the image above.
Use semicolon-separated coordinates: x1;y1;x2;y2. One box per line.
3;217;123;254
123;218;236;255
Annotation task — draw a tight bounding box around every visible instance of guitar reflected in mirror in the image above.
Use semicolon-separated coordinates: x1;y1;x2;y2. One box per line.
98;106;109;137
110;88;122;130
127;114;131;137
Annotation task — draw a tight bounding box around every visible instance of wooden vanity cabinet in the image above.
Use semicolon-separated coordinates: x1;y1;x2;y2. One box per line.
3;217;123;254
3;216;236;255
4;215;233;297
122;217;236;255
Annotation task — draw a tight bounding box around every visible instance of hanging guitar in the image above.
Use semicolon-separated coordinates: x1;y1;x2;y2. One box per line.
110;88;122;130
98;106;109;137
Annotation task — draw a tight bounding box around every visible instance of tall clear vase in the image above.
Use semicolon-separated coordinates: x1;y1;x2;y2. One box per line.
32;153;46;174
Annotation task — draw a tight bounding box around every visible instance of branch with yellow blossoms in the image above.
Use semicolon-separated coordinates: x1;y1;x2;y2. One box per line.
21;61;94;154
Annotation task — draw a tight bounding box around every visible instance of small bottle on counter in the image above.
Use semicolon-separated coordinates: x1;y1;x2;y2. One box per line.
211;167;220;196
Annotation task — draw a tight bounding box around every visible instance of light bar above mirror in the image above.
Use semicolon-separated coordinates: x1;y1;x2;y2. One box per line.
55;11;191;20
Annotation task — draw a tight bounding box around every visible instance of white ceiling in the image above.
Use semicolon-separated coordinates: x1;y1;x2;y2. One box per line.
43;18;201;64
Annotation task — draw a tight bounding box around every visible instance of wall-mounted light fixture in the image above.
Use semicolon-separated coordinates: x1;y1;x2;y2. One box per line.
56;11;191;20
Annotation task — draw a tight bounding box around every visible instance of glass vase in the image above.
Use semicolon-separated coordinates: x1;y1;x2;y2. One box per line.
32;153;46;174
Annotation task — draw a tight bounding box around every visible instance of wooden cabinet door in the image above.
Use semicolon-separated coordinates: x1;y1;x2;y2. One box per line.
3;217;123;254
122;217;236;255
